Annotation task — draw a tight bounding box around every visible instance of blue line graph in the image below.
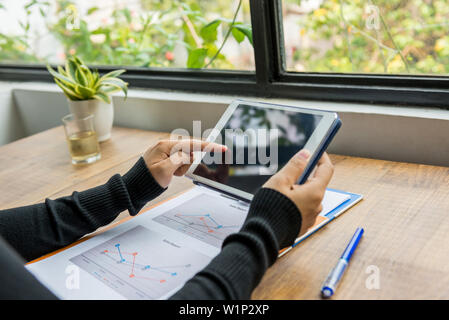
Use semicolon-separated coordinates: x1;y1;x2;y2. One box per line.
174;213;240;231
153;193;248;248
70;226;211;299
102;243;191;279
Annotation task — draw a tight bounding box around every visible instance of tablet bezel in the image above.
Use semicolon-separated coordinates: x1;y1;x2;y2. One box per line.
185;99;339;201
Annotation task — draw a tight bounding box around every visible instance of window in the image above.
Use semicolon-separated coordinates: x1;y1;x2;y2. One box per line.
1;0;448;108
0;0;254;70
281;0;449;75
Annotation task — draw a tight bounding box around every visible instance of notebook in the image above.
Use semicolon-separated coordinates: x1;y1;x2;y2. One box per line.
279;188;363;257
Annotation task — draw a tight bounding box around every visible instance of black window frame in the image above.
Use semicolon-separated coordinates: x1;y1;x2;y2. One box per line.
0;0;448;109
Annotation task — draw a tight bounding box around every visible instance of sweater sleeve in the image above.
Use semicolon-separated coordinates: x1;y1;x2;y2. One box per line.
0;157;165;262
169;187;302;300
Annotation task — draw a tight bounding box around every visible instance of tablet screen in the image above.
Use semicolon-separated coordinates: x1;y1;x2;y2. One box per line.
192;104;323;194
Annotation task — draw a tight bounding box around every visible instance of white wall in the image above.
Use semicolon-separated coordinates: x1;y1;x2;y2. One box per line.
0;82;26;145
1;81;448;167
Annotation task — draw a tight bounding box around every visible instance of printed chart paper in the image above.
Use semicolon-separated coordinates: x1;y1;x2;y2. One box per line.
26;185;356;299
70;226;211;299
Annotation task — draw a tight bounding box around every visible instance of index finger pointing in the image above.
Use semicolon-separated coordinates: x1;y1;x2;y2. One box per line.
164;139;227;155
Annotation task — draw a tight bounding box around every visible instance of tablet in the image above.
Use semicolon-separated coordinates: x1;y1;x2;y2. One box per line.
186;100;341;201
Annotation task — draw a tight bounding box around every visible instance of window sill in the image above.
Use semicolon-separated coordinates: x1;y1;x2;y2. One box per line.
2;81;449;167
8;80;449;120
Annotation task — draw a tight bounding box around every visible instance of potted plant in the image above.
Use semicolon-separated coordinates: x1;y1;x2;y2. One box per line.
47;56;128;142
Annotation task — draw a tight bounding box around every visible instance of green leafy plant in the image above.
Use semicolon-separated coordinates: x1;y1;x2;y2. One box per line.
195;0;253;69
1;1;254;70
47;56;128;103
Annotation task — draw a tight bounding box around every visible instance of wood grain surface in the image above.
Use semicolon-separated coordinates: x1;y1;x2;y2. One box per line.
1;126;448;299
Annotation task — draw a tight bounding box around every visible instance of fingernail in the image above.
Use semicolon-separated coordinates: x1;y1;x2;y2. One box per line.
298;149;310;160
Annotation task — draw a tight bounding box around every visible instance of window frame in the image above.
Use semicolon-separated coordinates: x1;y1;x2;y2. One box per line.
0;0;448;109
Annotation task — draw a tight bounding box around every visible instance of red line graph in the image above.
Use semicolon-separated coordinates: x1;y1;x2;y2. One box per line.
173;213;240;236
102;244;190;284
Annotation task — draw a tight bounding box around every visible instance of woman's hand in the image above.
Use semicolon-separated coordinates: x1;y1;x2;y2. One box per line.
262;150;334;237
143;139;227;188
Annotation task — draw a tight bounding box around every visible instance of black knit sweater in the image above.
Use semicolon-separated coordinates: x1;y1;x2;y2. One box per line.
0;157;302;299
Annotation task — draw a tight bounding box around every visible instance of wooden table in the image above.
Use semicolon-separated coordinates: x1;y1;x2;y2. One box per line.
1;126;448;299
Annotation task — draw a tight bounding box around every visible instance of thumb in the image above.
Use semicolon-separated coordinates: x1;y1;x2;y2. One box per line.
277;149;311;185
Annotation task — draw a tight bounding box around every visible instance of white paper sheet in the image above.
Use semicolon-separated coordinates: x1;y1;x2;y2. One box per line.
26;185;349;300
320;190;351;217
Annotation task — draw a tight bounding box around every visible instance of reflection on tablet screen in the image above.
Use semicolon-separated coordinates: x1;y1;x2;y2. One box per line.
193;104;323;194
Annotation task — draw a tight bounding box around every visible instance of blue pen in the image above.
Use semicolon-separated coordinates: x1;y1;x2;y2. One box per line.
321;227;364;298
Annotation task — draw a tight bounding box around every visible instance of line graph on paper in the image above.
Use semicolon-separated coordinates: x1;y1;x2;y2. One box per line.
70;226;210;300
153;193;248;247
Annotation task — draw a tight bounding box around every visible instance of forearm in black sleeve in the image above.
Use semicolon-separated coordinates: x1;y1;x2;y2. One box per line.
0;157;165;262
170;188;302;300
